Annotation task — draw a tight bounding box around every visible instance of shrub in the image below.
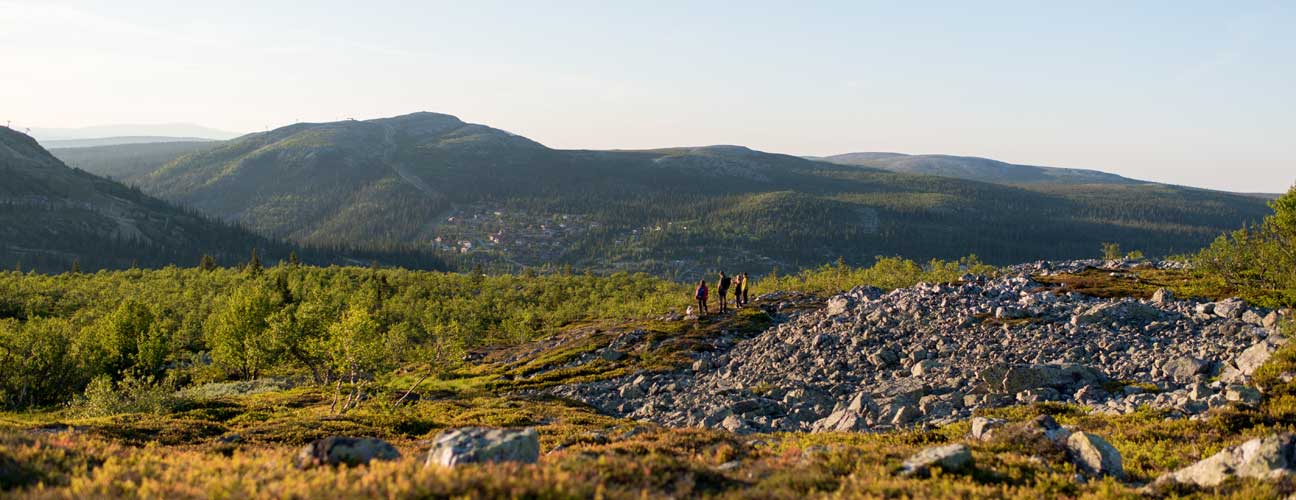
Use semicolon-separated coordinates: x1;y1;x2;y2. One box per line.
1196;185;1296;307
76;374;183;417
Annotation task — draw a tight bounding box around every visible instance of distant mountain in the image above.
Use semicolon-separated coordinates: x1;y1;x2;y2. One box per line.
30;123;241;143
0;127;285;272
819;152;1142;185
132;112;1271;276
1;127;444;273
42;136;218;149
51;141;219;184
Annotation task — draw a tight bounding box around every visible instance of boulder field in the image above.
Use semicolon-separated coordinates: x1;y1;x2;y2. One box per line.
552;261;1287;434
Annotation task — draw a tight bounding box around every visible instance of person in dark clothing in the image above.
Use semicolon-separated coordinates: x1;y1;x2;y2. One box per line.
740;272;750;306
717;272;731;313
695;279;709;316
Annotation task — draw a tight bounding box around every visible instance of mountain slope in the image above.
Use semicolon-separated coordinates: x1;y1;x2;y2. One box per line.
0;127;290;272
31;123;240;142
51;141;219;184
43;136;218;149
820;152;1141;185
137;113;1272;276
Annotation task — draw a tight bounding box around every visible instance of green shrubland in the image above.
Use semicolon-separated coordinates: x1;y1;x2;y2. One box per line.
1196;185;1296;308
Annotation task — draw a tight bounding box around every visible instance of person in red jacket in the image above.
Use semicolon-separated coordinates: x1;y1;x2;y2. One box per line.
695;279;709;316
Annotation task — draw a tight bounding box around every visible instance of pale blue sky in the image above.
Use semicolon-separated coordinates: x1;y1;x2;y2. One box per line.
2;1;1293;192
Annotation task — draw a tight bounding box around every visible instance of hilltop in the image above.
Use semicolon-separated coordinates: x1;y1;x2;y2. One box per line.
107;112;1269;276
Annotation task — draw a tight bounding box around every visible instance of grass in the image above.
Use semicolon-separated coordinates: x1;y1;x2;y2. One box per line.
1032;266;1233;301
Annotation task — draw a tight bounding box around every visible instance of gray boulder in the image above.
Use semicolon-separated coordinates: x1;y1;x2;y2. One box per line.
988;363;1106;393
1224;385;1263;406
1151;288;1175;305
426;428;540;467
1262;311;1281;330
899;443;973;477
868;348;900;367
1213;298;1246;319
968;417;1005;441
1164;356;1209;384
294;437;400;469
911;359;940;377
1067;432;1125;479
1156;433;1296;488
1237;338;1287;377
1072;301;1162;326
826;296;853;316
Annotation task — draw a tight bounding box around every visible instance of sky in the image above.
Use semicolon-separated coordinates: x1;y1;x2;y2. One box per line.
2;1;1293;192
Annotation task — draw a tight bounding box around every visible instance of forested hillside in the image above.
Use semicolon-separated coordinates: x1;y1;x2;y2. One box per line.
0;127;444;273
819;152;1142;185
128;112;1271;277
51;140;218;184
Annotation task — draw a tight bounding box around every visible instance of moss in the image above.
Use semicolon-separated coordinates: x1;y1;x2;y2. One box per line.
1033;267;1231;301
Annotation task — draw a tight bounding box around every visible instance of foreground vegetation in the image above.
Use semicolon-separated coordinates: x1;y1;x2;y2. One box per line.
2;301;1293;498
2;186;1294;498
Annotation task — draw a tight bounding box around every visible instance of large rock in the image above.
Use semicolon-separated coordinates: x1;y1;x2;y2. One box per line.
1262;311;1281;330
911;359;940;377
1213;298;1246;319
1071;301;1162;326
1150;288;1175;305
899;443;973;477
294;437;400;469
812;392;877;433
1237;338;1287;376
986;363;1106;393
426;428;540;467
868;348;899;368
1224;385;1263;406
968;417;1005;441
1156;433;1296;488
825;296;853;317
1163;356;1209;384
1067;432;1125;479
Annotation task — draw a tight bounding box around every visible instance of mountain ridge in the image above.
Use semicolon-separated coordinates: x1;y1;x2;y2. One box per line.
117;112;1273;276
817;152;1144;185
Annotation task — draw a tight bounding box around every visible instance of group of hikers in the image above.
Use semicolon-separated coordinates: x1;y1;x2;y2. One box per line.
693;271;749;316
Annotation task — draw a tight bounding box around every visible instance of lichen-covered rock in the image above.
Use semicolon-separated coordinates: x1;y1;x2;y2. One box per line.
899;443;972;477
294;437;400;469
1155;433;1296;488
968;417;1004;441
1067;432;1124;479
1163;356;1208;384
426;428;540;467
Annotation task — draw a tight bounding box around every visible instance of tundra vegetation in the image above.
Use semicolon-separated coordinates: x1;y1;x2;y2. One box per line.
0;187;1294;498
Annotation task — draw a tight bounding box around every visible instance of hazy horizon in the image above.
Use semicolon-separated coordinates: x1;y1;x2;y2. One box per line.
3;1;1293;192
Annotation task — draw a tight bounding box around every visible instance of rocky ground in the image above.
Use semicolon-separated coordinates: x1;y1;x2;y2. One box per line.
552;260;1290;434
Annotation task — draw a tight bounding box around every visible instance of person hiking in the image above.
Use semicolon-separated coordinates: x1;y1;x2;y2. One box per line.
717;272;732;313
695;279;709;316
740;272;750;306
731;273;744;308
